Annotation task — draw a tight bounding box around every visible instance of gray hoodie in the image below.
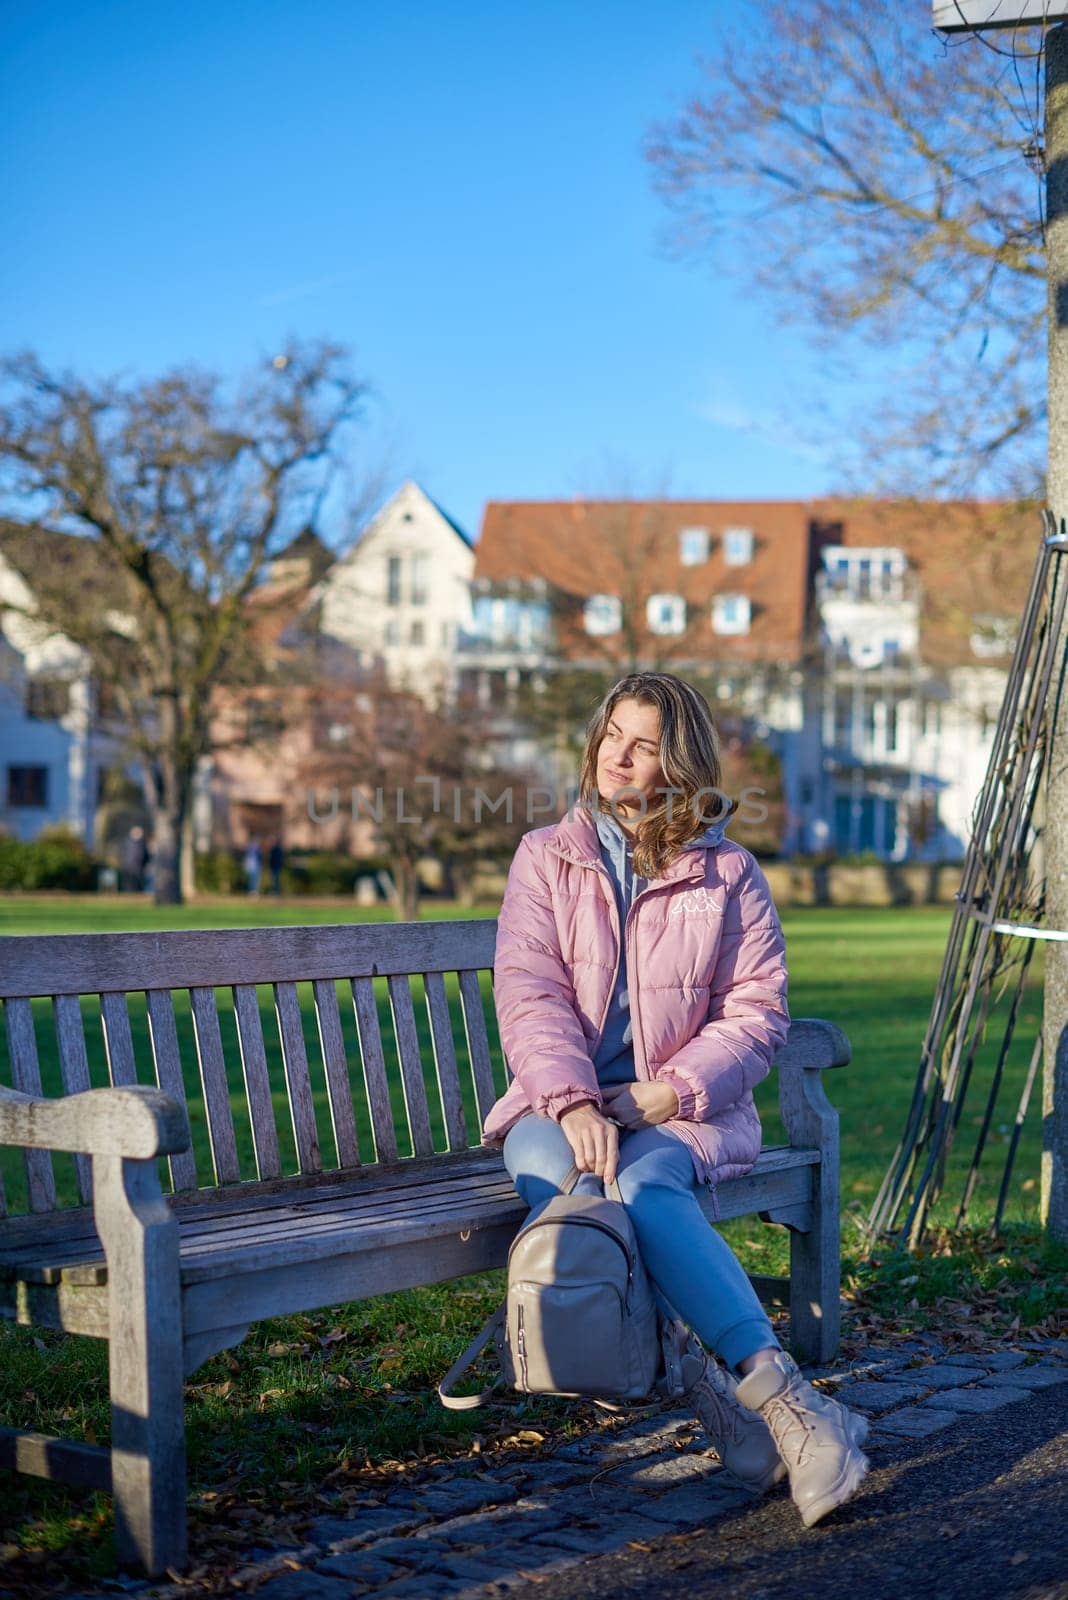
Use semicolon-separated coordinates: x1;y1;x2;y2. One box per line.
592;807;730;1086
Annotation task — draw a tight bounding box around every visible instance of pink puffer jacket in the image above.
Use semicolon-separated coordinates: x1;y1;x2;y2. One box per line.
482;805;790;1214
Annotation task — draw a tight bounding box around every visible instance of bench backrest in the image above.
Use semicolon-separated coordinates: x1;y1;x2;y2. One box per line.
0;919;501;1218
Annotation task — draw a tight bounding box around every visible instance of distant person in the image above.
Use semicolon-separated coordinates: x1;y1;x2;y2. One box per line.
268;837;284;895
120;825;148;893
244;838;263;896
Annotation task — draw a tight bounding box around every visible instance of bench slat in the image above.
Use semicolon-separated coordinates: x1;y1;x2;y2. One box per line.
53;995;93;1204
458;971;496;1125
312;980;360;1169
232;986;282;1182
190;989;241;1185
145;990;198;1193
275;983;322;1174
5;999;56;1214
388;976;434;1158
99;992;137;1088
350;978;398;1164
424;972;467;1151
0;921;498;998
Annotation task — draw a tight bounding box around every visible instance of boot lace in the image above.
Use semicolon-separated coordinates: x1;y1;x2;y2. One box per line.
763;1392;820;1466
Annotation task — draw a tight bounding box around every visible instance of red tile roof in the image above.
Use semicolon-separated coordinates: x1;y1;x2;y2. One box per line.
475;497;1042;668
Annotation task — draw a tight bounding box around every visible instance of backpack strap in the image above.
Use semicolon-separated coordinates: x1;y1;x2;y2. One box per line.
560;1163;624;1204
437;1303;506;1411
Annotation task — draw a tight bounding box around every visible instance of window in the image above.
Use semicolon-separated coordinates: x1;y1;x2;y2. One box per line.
26;677;71;721
410;553;429;606
883;638;901;664
884;698;898;753
646;593;686;635
386;555;402;606
246;697;286;742
923;700;942;739
711;593;751;635
723;527;754;566
970;615;1016;658
679;526;710;566
584;594;622;636
384;618;400;646
440;620;452;648
410;619;425;646
7;766;49;808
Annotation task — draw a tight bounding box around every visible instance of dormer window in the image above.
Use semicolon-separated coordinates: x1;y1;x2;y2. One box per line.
723;527;754;565
647;594;686;635
584;594;622;636
712;594;751;635
679;527;710;566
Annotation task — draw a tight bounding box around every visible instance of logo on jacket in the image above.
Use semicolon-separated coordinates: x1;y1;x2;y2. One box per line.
668;886;726;917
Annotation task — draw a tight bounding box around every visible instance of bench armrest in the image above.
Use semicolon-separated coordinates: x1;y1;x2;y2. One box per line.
775;1017;851;1073
0;1084;191;1160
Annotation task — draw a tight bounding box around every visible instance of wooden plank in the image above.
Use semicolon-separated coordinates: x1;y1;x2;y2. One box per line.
182;1220;520;1334
0;920;499;998
0;1427;112;1490
387;975;433;1158
313;979;360;1169
424;972;467;1150
4;998;57;1213
350;977;398;1164
53;994;93;1203
458;970;497;1124
180;1193;526;1282
189;989;241;1185
232;985;282;1182
100;992;137;1088
275;982;321;1174
145;990;198;1193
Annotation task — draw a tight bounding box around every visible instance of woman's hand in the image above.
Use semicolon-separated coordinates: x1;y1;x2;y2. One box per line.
559;1103;620;1185
602;1082;680;1131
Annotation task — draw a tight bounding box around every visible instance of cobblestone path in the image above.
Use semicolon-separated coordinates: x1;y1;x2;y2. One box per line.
71;1336;1068;1600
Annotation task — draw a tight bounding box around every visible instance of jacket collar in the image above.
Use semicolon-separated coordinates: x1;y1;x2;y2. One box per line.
544;804;708;884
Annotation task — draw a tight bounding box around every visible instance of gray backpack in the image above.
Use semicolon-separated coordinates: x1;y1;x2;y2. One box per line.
439;1166;704;1410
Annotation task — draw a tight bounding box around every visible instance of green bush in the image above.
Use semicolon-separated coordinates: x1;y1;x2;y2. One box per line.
194;851;246;894
281;852;388;896
0;826;97;891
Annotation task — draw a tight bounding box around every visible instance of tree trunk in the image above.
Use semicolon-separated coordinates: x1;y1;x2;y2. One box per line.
151;806;184;906
1044;24;1068;1243
391;854;420;921
180;809;197;902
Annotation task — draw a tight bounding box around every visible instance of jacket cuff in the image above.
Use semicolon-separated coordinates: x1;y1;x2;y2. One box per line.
658;1074;696;1120
540;1087;602;1123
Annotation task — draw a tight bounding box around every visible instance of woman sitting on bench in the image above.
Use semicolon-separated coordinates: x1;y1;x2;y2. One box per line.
482;671;869;1529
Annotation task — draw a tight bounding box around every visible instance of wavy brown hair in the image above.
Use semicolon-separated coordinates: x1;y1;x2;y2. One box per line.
578;672;732;879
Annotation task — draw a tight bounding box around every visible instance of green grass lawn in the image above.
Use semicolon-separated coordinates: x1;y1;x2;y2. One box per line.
0;893;1057;1581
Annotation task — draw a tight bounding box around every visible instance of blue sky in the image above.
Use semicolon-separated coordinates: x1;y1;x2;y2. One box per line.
1;0;850;543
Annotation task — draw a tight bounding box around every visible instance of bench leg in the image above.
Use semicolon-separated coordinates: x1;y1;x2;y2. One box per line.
95;1155;187;1575
788;1171;841;1364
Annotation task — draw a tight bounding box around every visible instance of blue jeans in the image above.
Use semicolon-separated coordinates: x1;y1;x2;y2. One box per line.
502;1113;782;1374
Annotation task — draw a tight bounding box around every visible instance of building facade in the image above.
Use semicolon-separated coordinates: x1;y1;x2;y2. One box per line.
462;497;1036;861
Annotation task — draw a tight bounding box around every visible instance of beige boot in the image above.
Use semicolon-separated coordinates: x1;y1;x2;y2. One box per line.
735;1349;869;1528
686;1352;787;1496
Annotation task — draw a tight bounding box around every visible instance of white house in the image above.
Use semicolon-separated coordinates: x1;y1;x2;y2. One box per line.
0;543;97;843
315;481;475;695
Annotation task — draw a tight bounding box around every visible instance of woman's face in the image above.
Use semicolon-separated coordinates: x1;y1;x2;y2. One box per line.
595;697;666;821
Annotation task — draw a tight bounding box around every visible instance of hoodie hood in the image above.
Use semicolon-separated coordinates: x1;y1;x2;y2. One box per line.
593;807;730;868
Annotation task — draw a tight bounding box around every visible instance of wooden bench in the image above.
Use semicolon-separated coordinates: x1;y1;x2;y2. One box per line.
0;918;850;1576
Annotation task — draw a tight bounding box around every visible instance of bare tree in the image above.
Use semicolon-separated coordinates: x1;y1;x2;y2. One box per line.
301;664;534;920
0;340;369;902
646;0;1047;492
